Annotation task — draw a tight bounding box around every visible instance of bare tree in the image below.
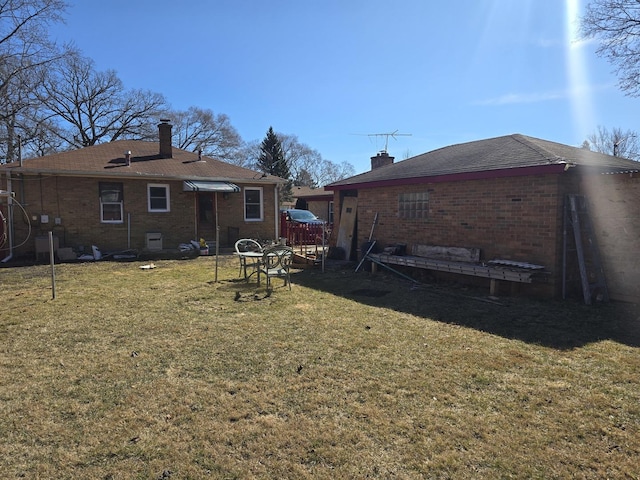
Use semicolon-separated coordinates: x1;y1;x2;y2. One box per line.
278;133;322;186
227;139;260;169
168;106;243;163
316;159;356;186
237;132;356;185
581;1;640;96
35;52;166;148
0;0;68;162
278;133;355;187
584;125;639;160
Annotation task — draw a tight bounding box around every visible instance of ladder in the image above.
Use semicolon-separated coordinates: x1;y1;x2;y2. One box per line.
563;195;609;305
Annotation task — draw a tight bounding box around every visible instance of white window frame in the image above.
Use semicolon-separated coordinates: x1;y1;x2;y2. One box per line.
100;182;124;224
148;183;170;213
244;187;263;221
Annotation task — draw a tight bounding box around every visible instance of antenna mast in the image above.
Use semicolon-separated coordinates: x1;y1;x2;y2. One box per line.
366;130;411;153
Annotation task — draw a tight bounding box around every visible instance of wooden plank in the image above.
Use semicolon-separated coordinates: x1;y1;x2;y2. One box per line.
336;196;358;260
411;244;480;262
369;253;538;283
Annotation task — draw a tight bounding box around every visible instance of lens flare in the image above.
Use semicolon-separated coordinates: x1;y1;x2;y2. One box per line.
565;0;594;138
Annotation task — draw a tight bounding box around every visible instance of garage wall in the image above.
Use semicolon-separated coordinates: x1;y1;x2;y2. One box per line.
582;173;640;303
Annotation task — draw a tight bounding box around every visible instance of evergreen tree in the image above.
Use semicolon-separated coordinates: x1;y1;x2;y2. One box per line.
258;127;293;201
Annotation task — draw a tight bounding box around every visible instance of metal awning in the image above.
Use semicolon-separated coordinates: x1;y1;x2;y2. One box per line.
182;180;240;192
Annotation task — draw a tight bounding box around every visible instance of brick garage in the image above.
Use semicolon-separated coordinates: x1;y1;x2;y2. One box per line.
327;135;640;301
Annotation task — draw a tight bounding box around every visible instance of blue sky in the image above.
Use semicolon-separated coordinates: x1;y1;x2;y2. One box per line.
51;0;638;175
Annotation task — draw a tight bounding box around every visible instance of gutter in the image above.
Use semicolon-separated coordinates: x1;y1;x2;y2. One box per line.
0;167;287;187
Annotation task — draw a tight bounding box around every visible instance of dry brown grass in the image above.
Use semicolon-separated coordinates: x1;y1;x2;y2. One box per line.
0;255;638;479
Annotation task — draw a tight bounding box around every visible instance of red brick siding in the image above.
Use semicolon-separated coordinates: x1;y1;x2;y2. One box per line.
579;173;640;303
332;175;564;297
332;171;640;300
357;175;561;263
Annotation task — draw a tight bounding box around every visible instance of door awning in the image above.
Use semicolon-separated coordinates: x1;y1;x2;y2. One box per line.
183;180;240;192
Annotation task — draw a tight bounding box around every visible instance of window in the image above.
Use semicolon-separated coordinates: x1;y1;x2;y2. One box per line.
148;184;170;212
398;191;429;219
328;201;334;224
244;187;263;221
100;182;123;223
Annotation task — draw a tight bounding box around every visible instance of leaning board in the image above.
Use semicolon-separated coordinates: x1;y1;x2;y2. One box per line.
336;197;358;260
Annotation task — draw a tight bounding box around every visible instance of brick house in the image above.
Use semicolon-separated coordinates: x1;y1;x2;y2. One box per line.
0;121;284;260
326;134;640;301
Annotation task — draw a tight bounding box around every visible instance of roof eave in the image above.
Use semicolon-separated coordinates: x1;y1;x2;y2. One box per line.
1;167;283;185
326;164;569;191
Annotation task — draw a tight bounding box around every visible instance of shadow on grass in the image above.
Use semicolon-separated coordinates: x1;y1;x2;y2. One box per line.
289;262;640;350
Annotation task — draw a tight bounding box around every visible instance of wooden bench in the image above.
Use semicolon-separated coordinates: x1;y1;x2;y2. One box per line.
368;244;547;295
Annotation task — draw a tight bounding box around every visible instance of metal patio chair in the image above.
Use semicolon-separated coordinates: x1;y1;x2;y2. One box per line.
258;245;294;290
234;238;263;281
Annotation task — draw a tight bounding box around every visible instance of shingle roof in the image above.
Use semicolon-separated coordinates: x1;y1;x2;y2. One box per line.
328;134;640;188
0;140;282;183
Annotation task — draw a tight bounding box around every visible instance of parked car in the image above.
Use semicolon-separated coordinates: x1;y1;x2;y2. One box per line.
280;209;329;246
282;209;325;225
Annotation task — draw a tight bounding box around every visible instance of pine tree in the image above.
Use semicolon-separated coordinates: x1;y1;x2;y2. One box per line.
258;127;293;201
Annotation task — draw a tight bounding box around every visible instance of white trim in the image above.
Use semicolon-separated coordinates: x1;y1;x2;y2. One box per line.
100;201;124;223
244;186;263;221
100;182;124;224
148;183;170;212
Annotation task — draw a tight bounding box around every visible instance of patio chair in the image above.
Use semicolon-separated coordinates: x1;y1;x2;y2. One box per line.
258;245;294;290
234;238;263;280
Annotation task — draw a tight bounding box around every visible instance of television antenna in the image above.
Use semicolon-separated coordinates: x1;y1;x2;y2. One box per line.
353;130;412;154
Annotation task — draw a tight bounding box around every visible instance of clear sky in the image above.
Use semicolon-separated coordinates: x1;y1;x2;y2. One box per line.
50;0;638;175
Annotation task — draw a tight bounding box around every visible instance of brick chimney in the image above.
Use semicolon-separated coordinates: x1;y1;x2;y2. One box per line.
158;119;172;158
371;151;394;170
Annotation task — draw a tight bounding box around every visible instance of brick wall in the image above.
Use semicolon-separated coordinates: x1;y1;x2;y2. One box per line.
357;175;561;259
333;174;565;297
197;185;278;246
332;171;640;301
7;175;278;256
580;173;640;303
306;199;332;223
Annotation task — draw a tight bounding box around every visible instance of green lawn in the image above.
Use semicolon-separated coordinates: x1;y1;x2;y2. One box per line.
0;255;638;479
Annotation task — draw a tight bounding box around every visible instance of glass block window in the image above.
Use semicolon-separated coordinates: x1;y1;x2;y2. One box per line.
398;191;429;219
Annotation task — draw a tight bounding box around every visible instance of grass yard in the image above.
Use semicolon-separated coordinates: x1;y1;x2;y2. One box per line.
0;255;638;479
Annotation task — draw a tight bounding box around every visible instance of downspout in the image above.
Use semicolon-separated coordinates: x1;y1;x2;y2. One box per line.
274;183;280;239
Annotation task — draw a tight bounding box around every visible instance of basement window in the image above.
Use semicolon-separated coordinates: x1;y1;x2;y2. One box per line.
148;184;170;212
100;182;123;223
398;191;429;219
244;187;263;221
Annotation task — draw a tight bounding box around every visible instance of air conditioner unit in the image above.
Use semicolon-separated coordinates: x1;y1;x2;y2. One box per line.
145;232;163;251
